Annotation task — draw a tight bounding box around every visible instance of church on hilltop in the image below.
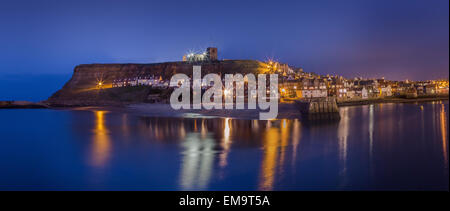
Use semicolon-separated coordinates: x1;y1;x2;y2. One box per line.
182;47;218;62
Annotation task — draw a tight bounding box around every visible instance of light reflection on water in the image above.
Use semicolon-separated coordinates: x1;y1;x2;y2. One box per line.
440;102;448;167
219;118;231;168
337;106;349;187
91;111;111;167
179;132;215;190
259;123;280;190
79;102;450;190
0;101;448;190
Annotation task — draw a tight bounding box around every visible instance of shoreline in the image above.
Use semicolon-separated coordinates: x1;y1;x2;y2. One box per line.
40;97;450;121
125;103;304;120
1;97;448;120
336;96;449;107
0;101;49;109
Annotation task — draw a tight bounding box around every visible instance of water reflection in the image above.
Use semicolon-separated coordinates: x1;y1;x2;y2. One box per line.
369;105;374;158
440;103;448;167
279;119;289;173
291;119;302;169
91;110;111;167
2;101;450;190
179;132;215;190
258;119;301;190
338;107;349;184
178;118;237;190
368;104;374;179
219;118;232;167
136;117;306;190
75;102;448;190
259;121;280;190
121;113;130;138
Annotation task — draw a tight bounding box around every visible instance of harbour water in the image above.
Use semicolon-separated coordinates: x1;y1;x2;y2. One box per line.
0;101;448;190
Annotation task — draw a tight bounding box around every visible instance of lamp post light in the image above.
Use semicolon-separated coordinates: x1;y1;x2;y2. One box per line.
97;81;104;89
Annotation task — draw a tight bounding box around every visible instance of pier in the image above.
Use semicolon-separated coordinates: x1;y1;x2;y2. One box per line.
296;97;339;114
295;97;340;121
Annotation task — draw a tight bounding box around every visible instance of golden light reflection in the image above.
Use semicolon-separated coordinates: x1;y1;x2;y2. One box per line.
91;111;111;167
259;126;279;191
291;119;301;168
201;119;207;139
252;120;259;132
224;118;231;141
179;122;186;139
219;118;232;167
279;119;289;173
439;103;448;167
258;119;293;191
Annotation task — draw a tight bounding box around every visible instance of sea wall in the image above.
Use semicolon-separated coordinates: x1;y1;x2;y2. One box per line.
296;98;339;114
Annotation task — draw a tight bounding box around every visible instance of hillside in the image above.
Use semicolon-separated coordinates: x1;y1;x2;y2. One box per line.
46;60;267;106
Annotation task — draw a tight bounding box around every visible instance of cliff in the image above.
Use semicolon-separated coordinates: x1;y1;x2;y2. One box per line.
46;60;267;106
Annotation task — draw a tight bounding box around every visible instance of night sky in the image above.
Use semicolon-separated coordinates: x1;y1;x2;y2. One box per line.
0;0;448;81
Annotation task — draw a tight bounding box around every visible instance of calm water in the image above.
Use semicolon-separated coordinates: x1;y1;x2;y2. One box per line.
0;102;448;190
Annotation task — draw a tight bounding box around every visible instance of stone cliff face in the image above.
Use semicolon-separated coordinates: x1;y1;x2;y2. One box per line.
46;60;266;106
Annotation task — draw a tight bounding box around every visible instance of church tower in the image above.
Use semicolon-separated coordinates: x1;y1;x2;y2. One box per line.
206;47;218;61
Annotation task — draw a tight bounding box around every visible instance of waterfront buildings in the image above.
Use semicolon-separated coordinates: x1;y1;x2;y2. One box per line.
109;52;448;102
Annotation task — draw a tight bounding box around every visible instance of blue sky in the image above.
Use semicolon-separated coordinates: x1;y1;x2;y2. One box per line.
0;0;448;81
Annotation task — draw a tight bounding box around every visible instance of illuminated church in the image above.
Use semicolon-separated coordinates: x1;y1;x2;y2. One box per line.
183;47;218;62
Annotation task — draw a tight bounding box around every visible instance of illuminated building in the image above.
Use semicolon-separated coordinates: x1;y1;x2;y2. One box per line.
183;47;218;62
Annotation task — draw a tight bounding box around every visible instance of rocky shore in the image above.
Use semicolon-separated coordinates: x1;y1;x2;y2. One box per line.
0;101;49;109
